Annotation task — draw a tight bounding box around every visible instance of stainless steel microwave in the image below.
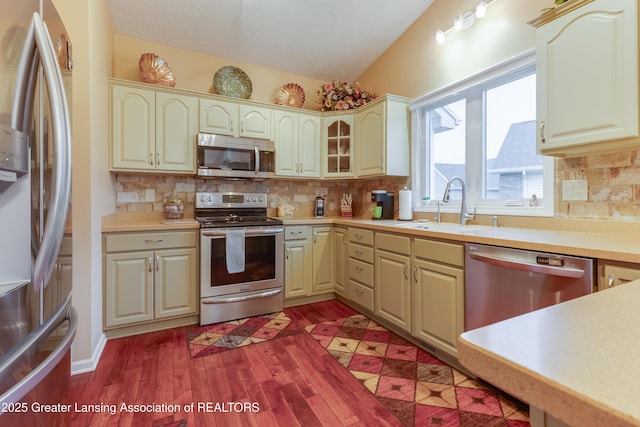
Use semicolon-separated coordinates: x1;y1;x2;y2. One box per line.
196;133;275;179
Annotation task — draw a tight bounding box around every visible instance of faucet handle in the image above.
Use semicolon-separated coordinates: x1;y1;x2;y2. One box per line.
464;207;477;219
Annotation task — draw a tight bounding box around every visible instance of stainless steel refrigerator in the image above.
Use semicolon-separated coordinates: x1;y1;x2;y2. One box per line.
0;1;76;425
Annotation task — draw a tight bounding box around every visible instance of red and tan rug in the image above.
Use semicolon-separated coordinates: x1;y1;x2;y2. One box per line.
186;312;300;358
305;314;530;427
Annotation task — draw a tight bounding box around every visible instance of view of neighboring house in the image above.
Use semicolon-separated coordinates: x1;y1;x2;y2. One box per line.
434;120;540;202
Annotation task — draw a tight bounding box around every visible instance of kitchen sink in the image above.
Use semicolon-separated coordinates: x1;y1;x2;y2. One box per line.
391;222;490;234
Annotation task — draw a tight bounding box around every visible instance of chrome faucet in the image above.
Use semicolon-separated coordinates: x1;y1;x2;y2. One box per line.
442;176;476;225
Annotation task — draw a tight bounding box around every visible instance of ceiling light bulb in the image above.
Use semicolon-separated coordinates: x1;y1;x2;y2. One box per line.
476;0;487;18
454;14;464;31
436;30;446;45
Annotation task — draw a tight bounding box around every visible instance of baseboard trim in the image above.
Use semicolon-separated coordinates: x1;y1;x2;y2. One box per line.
71;332;107;375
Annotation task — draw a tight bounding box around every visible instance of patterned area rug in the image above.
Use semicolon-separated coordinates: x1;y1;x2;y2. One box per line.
305;314;530;427
186;312;300;358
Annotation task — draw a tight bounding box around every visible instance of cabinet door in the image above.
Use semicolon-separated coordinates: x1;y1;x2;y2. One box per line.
311;227;334;294
111;85;155;170
199;98;238;136
105;251;154;327
323;116;354;177
284;239;311;298
334;227;348;296
240;105;272;140
356;102;384;176
298;114;322;177
274;110;299;177
602;264;640;290
412;258;464;357
375;250;411;331
537;0;638;154
156;92;198;172
155;248;198;319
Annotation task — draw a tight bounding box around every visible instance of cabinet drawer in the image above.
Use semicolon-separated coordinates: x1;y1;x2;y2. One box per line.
348;280;374;311
414;238;463;267
376;233;410;255
348;228;374;246
105;231;196;252
348;258;374;288
348;243;374;263
285;226;312;241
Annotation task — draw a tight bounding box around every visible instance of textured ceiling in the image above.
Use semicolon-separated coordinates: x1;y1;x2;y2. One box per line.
108;0;434;81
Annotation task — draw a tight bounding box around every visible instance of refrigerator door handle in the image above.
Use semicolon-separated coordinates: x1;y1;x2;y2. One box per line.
0;296;77;406
25;13;72;292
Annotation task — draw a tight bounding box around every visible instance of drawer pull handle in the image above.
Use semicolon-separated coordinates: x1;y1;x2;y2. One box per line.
403;263;409;280
355;266;363;273
608;274;615;288
413;266;418;283
355;289;363;296
148;257;152;272
156;255;160;271
355;250;363;256
144;239;164;243
540;121;546;144
355;234;363;240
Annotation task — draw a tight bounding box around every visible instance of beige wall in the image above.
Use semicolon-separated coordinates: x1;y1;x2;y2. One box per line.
52;0;115;370
359;0;640;221
113;35;326;110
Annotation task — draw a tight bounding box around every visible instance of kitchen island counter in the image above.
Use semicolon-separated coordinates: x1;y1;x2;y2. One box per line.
458;281;640;427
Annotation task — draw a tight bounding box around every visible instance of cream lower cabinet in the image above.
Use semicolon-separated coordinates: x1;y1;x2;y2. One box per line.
284;226;312;298
311;227;334;294
599;261;640;291
375;233;412;332
104;230;198;330
333;226;348;296
412;238;464;358
284;226;334;299
347;228;375;311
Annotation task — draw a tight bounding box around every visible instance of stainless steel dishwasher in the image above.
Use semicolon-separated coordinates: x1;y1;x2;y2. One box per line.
464;243;595;331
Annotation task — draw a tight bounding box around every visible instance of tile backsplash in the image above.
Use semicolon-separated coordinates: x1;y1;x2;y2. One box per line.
115;148;640;221
114;173;410;218
555;149;640;220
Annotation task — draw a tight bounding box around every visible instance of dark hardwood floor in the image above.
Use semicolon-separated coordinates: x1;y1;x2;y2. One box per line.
70;300;403;426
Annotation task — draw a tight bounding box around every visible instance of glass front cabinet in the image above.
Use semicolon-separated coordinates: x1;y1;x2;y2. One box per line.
323;115;354;177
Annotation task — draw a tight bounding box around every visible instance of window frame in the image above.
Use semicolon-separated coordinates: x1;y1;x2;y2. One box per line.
409;49;554;218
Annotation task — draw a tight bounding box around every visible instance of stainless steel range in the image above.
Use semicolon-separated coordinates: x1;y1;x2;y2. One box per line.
196;192;284;325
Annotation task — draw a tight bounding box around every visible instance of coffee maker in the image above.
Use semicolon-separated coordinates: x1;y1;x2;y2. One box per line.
371;190;394;220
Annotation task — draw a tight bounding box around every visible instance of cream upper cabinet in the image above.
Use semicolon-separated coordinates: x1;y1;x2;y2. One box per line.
199;98;238;136
274;111;321;177
532;0;639;156
323;115;354;178
240;105;272;140
199;100;272;140
111;82;197;173
155;92;198;172
355;95;410;177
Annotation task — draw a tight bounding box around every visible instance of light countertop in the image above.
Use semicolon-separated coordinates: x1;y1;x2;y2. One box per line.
457;281;640;427
102;214;640;263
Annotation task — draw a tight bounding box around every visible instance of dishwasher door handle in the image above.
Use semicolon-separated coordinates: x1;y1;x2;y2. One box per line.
468;252;585;279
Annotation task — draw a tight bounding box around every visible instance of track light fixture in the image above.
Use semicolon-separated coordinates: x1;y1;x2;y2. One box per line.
435;0;496;45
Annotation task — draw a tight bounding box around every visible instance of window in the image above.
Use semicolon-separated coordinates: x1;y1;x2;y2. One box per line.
410;51;554;217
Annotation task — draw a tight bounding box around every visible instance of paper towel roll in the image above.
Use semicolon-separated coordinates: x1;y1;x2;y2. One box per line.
399;187;413;220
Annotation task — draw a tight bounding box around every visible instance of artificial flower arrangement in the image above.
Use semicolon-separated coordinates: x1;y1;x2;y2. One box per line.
316;80;376;112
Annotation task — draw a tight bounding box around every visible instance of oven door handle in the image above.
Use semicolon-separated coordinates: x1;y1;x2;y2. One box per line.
201;228;284;238
201;288;283;304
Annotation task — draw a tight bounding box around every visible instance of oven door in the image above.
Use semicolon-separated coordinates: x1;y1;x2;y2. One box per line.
200;226;284;299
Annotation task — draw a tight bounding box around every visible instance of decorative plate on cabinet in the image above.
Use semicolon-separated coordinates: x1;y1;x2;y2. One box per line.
213;66;252;99
274;83;305;108
138;52;176;87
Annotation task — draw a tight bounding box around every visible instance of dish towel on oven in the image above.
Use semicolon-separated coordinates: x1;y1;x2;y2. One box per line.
225;229;245;274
